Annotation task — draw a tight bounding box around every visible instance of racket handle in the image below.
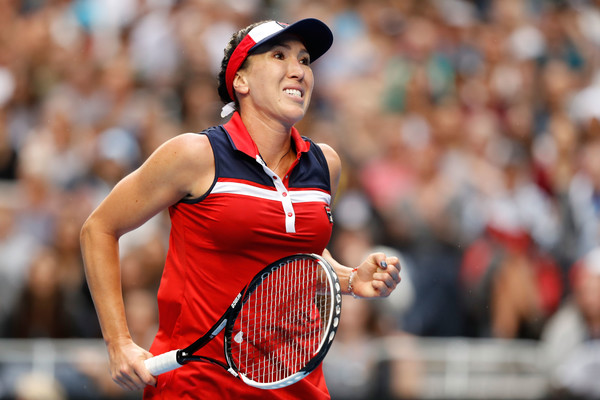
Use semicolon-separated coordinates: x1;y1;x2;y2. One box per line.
144;350;182;376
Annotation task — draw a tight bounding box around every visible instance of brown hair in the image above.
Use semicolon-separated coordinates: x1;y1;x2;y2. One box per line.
217;21;269;104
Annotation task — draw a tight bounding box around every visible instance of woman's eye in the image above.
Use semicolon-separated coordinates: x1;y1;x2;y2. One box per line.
274;52;284;60
300;57;310;65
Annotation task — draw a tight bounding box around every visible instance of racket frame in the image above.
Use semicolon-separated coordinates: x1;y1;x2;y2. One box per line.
224;253;342;389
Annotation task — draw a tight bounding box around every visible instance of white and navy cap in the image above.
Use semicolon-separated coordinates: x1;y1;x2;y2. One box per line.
224;18;333;101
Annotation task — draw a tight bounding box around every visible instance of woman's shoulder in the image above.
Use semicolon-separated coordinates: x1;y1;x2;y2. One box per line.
315;142;340;170
143;132;215;199
167;131;212;147
144;132;214;182
315;142;341;198
157;132;213;163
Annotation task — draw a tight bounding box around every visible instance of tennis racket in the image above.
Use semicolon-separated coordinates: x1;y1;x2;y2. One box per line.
144;253;342;389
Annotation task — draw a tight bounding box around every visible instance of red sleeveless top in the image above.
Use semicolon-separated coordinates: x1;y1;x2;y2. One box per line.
144;113;334;399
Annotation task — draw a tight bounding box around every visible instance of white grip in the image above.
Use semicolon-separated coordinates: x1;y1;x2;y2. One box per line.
144;350;182;376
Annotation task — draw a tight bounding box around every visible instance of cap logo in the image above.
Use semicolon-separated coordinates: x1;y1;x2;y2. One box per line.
246;21;285;43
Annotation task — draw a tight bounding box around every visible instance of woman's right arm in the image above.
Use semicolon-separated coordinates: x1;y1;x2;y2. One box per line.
80;133;214;390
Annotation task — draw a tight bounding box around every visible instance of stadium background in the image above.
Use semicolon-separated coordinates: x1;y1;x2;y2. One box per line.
1;0;600;398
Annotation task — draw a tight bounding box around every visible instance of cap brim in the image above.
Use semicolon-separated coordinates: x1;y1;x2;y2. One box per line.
250;18;333;63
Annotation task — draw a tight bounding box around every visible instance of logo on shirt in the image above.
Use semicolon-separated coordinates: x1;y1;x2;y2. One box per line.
324;206;333;224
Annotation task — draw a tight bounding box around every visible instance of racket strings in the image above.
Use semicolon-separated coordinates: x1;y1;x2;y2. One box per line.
232;258;332;384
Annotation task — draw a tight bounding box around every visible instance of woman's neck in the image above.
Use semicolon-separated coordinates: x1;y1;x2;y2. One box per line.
240;111;294;170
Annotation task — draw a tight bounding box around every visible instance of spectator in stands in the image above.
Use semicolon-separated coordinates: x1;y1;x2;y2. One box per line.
13;372;66;400
0;194;39;326
542;247;600;399
3;247;80;338
460;141;563;339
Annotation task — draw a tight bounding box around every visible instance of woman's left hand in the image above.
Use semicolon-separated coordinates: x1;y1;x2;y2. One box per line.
349;253;401;298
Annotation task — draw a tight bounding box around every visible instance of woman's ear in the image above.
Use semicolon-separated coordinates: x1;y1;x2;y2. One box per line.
233;72;249;96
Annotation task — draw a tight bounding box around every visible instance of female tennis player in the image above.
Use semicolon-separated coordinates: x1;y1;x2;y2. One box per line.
80;18;401;399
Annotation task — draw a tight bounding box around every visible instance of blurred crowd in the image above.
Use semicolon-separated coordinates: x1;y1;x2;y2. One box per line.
1;0;600;398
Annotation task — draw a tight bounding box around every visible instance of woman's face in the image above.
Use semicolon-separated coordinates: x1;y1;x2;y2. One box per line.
237;36;314;127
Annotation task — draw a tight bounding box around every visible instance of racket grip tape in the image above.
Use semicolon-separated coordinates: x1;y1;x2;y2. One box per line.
144;350;182;376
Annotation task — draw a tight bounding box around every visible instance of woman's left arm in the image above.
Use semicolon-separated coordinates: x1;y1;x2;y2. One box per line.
317;143;402;298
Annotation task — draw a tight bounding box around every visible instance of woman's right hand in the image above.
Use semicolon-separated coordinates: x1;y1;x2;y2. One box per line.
107;337;156;390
